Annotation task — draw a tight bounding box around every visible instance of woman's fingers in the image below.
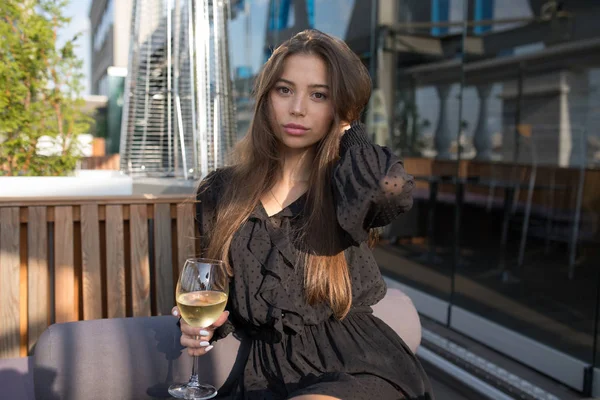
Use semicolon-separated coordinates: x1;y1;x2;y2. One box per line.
180;334;212;349
180;335;214;356
187;346;214;357
210;310;230;328
180;320;213;339
174;306;230;356
172;306;209;338
182;310;229;337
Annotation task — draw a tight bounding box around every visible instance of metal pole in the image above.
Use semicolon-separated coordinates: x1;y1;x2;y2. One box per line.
188;0;199;178
119;0;142;173
195;0;210;177
139;2;155;174
369;0;378;82
167;0;173;174
568;129;587;279
222;0;236;156
213;0;223;168
174;0;188;178
448;0;469;327
204;0;212;171
176;95;189;179
517;134;537;268
514;63;523;163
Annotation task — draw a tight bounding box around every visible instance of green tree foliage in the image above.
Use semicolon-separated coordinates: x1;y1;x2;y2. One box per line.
0;0;92;176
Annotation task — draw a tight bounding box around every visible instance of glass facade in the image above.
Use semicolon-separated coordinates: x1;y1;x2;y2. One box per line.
93;0;114;52
227;0;600;395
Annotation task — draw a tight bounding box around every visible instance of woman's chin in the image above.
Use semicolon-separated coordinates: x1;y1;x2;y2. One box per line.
279;136;318;151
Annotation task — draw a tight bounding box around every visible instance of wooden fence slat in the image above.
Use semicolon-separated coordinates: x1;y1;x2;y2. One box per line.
177;203;196;277
130;204;151;317
81;205;102;320
105;205;126;318
54;207;76;323
27;207;48;352
1;195;188;210
0;207;21;358
154;204;174;315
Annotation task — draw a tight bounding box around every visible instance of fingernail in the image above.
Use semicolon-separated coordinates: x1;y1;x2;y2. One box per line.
199;341;210;347
205;345;214;353
199;330;209;336
172;309;178;317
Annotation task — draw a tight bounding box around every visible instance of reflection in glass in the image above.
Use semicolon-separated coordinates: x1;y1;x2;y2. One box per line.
374;1;600;391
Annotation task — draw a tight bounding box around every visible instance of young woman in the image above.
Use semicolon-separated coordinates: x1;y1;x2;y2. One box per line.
172;29;434;399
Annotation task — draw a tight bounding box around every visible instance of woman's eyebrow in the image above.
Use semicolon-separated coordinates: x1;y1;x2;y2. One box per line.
276;78;329;90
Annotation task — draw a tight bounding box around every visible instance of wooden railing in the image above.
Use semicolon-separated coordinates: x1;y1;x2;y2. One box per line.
79;154;120;170
0;195;198;359
2;159;599;360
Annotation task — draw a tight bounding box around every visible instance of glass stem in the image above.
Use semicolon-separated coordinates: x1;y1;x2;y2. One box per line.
188;334;200;388
188;355;200;388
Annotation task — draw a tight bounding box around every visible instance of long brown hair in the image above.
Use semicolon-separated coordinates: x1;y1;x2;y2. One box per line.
201;29;372;319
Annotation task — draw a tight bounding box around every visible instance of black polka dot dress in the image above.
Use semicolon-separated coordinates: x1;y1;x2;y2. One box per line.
196;124;434;399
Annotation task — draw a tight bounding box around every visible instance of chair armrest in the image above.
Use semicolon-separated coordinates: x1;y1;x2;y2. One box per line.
31;289;420;399
0;356;35;400
373;287;422;353
33;316;239;400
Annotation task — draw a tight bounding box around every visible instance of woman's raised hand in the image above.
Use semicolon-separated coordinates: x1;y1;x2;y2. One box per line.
172;306;230;356
340;122;351;135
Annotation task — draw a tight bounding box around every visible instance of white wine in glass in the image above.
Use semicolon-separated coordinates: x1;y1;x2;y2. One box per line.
177;291;228;329
168;258;229;399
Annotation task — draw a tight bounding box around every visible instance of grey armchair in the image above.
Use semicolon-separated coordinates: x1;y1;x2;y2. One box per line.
0;287;421;400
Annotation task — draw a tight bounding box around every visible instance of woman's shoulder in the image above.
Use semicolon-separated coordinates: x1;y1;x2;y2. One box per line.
207;166;234;183
196;166;234;199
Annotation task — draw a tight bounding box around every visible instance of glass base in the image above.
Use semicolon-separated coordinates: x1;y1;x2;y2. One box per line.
168;383;218;399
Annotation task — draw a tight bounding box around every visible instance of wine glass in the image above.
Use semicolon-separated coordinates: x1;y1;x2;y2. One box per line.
168;258;229;399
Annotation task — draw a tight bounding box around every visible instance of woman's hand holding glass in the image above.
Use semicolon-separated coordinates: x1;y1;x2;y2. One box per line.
172;307;229;356
168;258;230;399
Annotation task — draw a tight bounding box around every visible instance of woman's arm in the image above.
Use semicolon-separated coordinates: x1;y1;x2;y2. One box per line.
332;123;414;244
190;170;236;344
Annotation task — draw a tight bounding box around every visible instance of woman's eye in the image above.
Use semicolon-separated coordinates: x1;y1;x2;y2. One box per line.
313;92;327;100
276;86;291;95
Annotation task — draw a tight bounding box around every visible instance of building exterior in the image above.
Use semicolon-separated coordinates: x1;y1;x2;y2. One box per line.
89;0;133;97
89;0;133;153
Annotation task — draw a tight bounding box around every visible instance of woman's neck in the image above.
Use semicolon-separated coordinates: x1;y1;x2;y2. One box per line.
278;146;315;187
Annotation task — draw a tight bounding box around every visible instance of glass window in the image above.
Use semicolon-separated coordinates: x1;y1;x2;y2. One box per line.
93;0;114;52
381;0;600;394
225;2;600;393
98;73;109;97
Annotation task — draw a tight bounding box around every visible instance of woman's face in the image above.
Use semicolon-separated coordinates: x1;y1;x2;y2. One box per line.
268;53;334;151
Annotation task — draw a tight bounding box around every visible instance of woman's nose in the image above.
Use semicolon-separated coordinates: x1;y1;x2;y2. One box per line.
289;95;306;116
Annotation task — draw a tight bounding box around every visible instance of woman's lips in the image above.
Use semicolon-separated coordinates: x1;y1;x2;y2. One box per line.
283;124;309;136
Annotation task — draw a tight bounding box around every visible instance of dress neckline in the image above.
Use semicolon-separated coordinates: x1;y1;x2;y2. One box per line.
258;191;307;219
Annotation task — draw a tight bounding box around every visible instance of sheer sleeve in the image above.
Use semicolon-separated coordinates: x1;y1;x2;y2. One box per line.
209;297;236;344
194;169;236;342
332;123;414;244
